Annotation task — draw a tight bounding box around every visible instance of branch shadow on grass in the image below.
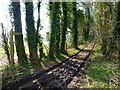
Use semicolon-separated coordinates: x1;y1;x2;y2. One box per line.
76;47;82;51
61;50;70;57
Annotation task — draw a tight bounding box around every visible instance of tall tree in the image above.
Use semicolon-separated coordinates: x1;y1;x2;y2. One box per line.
49;2;55;59
25;2;38;64
55;2;61;55
100;2;112;55
11;2;27;63
95;2;112;55
72;2;78;49
49;2;61;59
105;3;118;57
84;3;91;41
60;2;67;53
36;1;46;60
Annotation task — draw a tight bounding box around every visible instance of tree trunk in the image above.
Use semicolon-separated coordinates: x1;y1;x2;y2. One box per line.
49;2;55;59
83;3;91;41
72;2;78;49
100;3;110;55
25;2;38;64
55;2;61;55
12;2;27;63
60;2;67;53
49;2;59;59
9;30;15;65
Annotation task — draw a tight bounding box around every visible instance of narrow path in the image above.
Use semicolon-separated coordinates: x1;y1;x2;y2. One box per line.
2;43;95;89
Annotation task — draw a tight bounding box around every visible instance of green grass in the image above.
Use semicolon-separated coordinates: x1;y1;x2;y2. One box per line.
84;43;119;88
67;48;79;56
67;42;88;56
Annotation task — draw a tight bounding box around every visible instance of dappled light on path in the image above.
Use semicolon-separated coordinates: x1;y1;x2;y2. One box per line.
2;43;95;89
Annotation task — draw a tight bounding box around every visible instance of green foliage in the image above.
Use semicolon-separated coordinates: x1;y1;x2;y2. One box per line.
1;23;10;61
67;48;79;56
1;1;119;88
86;65;113;83
85;44;119;88
2;62;33;86
67;2;74;30
77;9;85;27
46;32;50;41
83;3;91;41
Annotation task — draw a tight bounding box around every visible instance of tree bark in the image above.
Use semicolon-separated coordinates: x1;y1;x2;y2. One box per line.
49;2;58;59
60;2;67;53
55;2;61;55
12;2;27;63
72;2;78;49
25;2;38;64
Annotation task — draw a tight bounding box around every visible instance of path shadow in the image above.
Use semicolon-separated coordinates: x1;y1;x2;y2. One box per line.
2;45;93;89
56;54;66;60
72;57;85;61
76;48;82;51
61;50;70;57
81;50;91;52
18;57;84;89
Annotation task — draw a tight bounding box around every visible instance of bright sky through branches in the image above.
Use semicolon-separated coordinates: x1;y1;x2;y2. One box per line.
0;0;50;43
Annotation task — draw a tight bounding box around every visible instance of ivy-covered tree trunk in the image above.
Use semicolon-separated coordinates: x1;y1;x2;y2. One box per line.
55;2;61;55
49;2;61;59
60;2;67;53
101;4;108;55
25;2;38;64
72;2;78;49
11;2;27;63
83;3;91;41
49;2;56;59
85;6;90;41
36;1;44;60
99;3;110;55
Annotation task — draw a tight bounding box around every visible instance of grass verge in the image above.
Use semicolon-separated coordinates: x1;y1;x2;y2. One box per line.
84;44;119;88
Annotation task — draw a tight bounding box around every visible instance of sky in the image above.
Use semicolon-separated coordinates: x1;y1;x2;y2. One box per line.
0;0;50;43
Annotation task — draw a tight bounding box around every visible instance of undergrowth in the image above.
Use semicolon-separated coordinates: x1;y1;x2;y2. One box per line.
84;44;119;88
